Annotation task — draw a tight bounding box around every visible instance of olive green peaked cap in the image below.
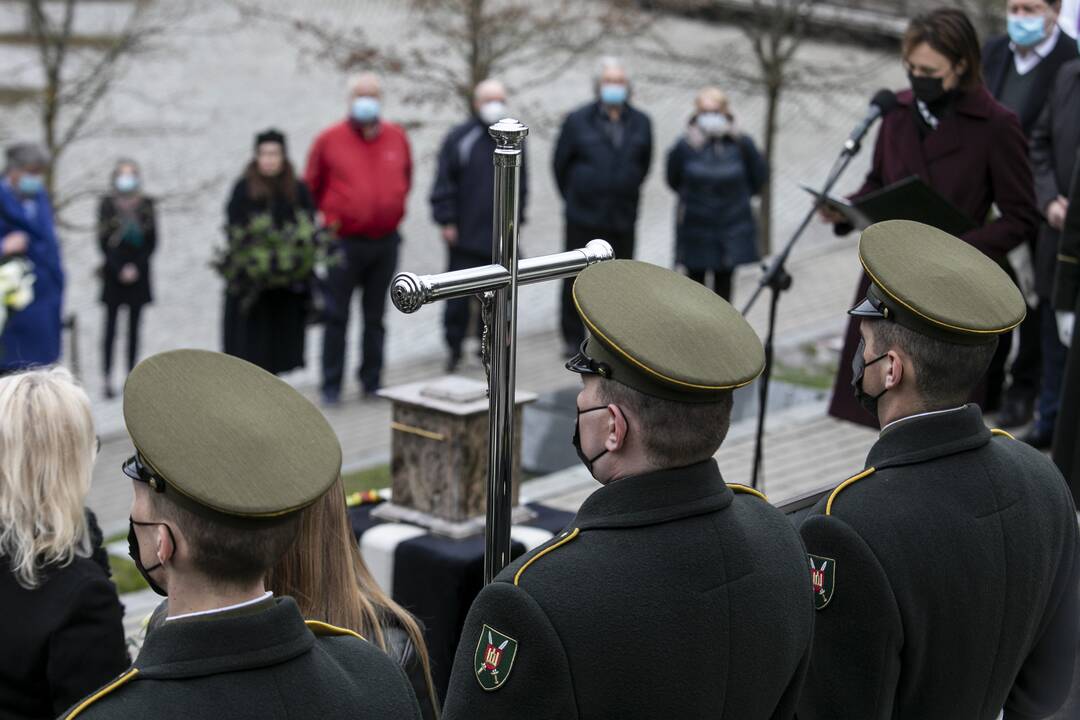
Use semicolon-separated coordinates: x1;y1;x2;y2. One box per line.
123;349;342;520
850;220;1026;345
568;260;765;402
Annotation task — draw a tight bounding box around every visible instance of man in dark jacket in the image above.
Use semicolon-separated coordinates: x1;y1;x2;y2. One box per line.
430;79;527;371
553;58;652;355
1026;58;1080;451
442;260;813;719
799;221;1079;720
61;350;421;720
982;0;1077;430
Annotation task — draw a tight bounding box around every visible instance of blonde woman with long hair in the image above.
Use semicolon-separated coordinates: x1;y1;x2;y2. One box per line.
266;478;440;719
0;367;129;717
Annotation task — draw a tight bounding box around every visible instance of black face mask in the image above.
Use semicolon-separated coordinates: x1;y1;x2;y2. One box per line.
851;338;890;418
128;517;174;597
571;405;622;477
908;73;948;105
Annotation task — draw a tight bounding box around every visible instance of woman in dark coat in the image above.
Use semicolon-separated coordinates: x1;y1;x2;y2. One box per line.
222;129;315;374
0;368;129;718
666;86;766;301
824;8;1038;428
98;159;156;398
1052;160;1080;504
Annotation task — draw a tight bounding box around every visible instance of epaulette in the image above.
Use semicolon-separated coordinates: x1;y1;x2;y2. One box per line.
513;527;580;586
727;483;769;502
63;669;140;719
305;619;366;641
825;467;877;516
990;428;1015;440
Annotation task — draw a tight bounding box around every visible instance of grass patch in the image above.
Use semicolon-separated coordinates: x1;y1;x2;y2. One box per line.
342;464;391;497
109;554;149;595
772;363;835;392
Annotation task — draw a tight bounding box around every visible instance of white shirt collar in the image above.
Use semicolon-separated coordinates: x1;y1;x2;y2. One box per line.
881;406;966;434
165;591;273;623
1011;24;1062;75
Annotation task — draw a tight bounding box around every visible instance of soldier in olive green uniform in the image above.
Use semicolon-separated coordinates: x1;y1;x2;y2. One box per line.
61;350;421;720
798;221;1080;720
442;260;814;719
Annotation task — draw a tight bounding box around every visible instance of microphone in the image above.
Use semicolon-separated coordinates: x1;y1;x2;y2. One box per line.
843;89;898;156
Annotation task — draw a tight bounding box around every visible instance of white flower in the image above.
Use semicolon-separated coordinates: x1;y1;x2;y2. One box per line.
8;284;33;310
0;261;21;288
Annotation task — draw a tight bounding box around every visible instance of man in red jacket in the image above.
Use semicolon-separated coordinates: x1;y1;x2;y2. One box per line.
306;72;412;403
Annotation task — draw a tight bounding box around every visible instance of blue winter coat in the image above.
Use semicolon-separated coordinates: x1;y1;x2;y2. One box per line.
0;182;64;370
430;117;528;257
666;132;767;271
553;102;653;233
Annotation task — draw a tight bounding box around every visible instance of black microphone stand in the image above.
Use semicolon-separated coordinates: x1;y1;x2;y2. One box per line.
741;139;864;491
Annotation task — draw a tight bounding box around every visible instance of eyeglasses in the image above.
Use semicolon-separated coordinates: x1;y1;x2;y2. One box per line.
122;453;166;492
565;340;612;378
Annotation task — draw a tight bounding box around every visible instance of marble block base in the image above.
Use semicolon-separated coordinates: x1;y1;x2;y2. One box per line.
378;375;538;524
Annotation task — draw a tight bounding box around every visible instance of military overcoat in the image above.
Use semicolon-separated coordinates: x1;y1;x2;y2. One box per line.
61;597;422;720
442;459;814;719
798;406;1080;720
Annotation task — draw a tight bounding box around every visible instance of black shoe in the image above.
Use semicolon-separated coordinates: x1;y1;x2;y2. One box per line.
995;396;1034;429
321;389;341;407
1020;428;1053;450
103;383;115;400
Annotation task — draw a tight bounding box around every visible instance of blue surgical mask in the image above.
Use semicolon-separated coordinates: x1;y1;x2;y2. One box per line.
1007;14;1047;48
599;83;628;106
17;174;43;196
350;96;381;124
115;173;139;194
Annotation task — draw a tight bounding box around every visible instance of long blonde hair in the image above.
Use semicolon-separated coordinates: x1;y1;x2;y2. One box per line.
267;478;440;717
0;367;96;589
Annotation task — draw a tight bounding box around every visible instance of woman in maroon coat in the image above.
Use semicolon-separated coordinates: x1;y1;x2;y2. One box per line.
826;8;1038;428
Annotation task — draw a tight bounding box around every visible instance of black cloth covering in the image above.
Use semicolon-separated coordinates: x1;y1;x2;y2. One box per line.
349;502;572;701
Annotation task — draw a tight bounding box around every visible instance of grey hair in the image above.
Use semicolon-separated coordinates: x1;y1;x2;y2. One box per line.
5;143;50;173
596;56;625;79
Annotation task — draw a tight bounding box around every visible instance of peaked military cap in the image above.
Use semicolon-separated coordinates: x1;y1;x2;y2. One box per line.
122;349;341;523
567;260;765;402
850;220;1026;345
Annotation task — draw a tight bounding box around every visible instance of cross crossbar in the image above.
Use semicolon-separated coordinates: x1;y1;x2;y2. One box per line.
389;118;614;583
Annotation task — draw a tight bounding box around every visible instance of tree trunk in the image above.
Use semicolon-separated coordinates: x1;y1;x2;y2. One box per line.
759;74;782;257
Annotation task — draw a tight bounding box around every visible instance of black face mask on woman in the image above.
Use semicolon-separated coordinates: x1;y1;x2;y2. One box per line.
908;73;948;105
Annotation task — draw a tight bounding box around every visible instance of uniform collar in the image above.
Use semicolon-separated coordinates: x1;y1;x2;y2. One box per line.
135;596;314;679
866;403;991;471
572;458;733;530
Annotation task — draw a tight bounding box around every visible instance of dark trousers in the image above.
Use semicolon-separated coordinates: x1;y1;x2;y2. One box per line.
561;222;635;347
1036;299;1069;435
1006;301;1043;403
444;248;488;353
686;268;734;302
103;302;142;376
321;233;399;395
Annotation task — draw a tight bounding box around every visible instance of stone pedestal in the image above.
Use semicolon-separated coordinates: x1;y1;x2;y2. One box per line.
372;375;538;538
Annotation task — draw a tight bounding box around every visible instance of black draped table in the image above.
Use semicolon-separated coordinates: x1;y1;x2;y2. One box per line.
349;501;574;699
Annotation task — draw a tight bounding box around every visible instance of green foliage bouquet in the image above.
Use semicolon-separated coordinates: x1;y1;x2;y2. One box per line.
0;256;36;335
212;212;335;311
